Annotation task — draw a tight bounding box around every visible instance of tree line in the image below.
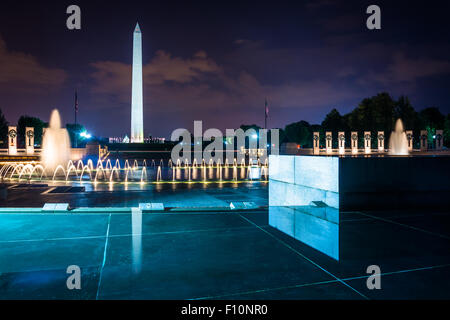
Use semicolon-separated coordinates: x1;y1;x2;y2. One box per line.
0;109;86;148
244;93;450;149
1;92;449;149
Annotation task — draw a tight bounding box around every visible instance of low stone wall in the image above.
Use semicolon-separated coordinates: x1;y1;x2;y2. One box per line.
70;148;86;161
269;154;450;210
339;156;450;210
269;155;339;208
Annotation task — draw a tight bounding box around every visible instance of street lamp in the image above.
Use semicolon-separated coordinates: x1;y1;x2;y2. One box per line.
80;131;92;139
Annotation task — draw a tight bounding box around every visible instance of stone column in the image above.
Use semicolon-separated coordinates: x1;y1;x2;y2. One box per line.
325;131;332;154
406;130;413;152
420;130;428;151
377;131;384;152
351;131;358;154
338;132;345;155
313;132;320;155
364;131;371;154
436;130;443;150
8;126;17;155
25;127;34;154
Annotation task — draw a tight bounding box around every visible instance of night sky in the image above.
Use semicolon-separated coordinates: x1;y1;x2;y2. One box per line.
1;0;449;138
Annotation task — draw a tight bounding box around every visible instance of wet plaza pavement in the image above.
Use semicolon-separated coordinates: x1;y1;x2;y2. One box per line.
0;182;268;208
0;183;450;299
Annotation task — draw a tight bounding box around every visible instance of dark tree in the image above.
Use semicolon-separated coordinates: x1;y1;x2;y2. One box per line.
444;114;450;148
0;108;8;147
277;92;447;151
276;128;287;145
236;124;262;149
347;92;396;146
66;123;86;147
419;107;445;130
284;120;312;147
393;96;421;147
394;96;420;128
239;124;262;132
321;108;348;148
419;107;445;146
348;93;396;131
321;108;347;131
17;116;46;147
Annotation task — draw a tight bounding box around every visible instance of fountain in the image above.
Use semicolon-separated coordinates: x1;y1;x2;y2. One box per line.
0;109;268;186
389;119;409;155
0;157;267;185
41;109;71;170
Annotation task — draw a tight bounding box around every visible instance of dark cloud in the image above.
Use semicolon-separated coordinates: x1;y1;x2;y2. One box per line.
0;1;449;138
0;35;67;91
378;53;450;83
305;0;337;11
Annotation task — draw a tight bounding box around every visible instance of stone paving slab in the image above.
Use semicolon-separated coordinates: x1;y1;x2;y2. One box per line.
0;185;449;299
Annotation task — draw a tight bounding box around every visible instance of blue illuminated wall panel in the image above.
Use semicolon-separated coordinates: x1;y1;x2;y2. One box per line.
269;155;339;208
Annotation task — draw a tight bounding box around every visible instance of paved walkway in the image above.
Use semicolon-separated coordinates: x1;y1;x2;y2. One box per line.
0;182;268;209
0;207;449;299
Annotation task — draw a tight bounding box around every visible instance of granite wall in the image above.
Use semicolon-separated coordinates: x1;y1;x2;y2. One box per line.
269;155;450;210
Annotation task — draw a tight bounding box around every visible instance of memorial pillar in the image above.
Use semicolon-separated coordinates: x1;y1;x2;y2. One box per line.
325;131;332;154
364;131;371;154
25;127;34;154
313;132;320;155
377;131;384;152
351;131;358;154
420;130;428;151
338;132;345;155
436;130;443;150
406;130;413;152
8;126;17;155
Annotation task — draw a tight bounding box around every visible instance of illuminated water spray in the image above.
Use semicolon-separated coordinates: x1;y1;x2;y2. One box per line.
389;119;409;155
41;109;71;170
1;158;267;184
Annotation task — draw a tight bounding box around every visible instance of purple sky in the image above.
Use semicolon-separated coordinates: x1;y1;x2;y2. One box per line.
0;0;449;138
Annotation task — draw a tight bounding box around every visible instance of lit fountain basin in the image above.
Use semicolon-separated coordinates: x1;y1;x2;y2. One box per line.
0;158;269;187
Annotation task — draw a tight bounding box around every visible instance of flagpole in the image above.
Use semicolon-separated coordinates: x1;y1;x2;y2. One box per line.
265;110;267;130
74;90;78;148
264;98;268;130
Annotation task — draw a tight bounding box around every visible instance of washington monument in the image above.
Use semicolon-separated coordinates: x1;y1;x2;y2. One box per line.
131;22;144;143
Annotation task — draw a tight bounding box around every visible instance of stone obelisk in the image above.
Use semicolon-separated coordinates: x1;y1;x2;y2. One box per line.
131;22;144;143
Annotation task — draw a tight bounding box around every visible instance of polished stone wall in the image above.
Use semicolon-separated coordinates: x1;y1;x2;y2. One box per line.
269;155;339;208
269;206;339;260
339;156;450;209
269;154;450;210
